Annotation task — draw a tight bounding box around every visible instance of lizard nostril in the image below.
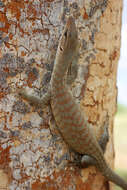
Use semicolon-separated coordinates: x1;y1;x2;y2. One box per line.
60;46;63;51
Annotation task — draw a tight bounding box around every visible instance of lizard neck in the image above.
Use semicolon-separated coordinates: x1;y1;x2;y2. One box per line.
51;54;70;88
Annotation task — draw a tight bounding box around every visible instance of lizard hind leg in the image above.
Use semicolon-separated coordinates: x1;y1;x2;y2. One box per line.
81;118;109;167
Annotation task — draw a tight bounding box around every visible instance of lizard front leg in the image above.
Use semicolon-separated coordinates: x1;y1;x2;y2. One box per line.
98;117;109;153
18;88;51;109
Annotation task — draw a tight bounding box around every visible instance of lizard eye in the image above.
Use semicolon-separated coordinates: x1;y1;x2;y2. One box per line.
60;46;63;51
64;30;68;38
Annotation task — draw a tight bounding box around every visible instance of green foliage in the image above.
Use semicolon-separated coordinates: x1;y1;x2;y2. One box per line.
117;104;127;114
114;103;127;190
116;169;127;180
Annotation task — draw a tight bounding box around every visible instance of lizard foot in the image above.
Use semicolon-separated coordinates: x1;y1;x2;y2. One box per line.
81;155;97;167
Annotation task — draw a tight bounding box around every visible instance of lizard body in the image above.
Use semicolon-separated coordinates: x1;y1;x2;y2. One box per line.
19;17;127;189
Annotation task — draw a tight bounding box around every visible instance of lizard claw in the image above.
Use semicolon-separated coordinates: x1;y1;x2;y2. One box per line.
17;88;27;98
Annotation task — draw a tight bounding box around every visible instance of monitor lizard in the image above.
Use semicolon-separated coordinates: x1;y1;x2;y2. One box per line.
18;16;127;189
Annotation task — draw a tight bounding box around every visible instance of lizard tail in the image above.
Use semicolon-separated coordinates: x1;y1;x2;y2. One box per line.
104;166;127;189
96;156;127;190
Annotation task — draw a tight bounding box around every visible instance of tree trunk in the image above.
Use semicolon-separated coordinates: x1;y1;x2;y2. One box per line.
0;0;122;190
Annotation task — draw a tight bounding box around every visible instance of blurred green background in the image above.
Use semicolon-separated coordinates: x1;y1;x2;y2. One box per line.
115;1;127;188
114;104;127;190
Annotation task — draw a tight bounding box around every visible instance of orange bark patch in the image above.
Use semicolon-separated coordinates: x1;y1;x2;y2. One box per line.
7;0;25;21
0;146;11;174
46;0;55;2
9;33;13;40
3;67;9;73
27;71;38;88
27;3;37;20
110;50;117;61
9;112;13;122
32;168;88;190
21;51;27;56
0;92;7;100
0;11;10;32
0;11;6;22
4;42;10;48
33;28;49;36
83;8;89;19
32;180;43;190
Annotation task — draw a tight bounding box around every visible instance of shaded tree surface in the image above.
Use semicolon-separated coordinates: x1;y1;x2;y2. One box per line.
0;0;122;190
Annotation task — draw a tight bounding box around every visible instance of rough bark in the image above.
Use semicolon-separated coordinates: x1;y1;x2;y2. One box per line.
0;0;122;190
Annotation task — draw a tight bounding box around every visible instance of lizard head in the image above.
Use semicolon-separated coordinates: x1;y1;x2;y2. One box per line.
59;16;78;59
